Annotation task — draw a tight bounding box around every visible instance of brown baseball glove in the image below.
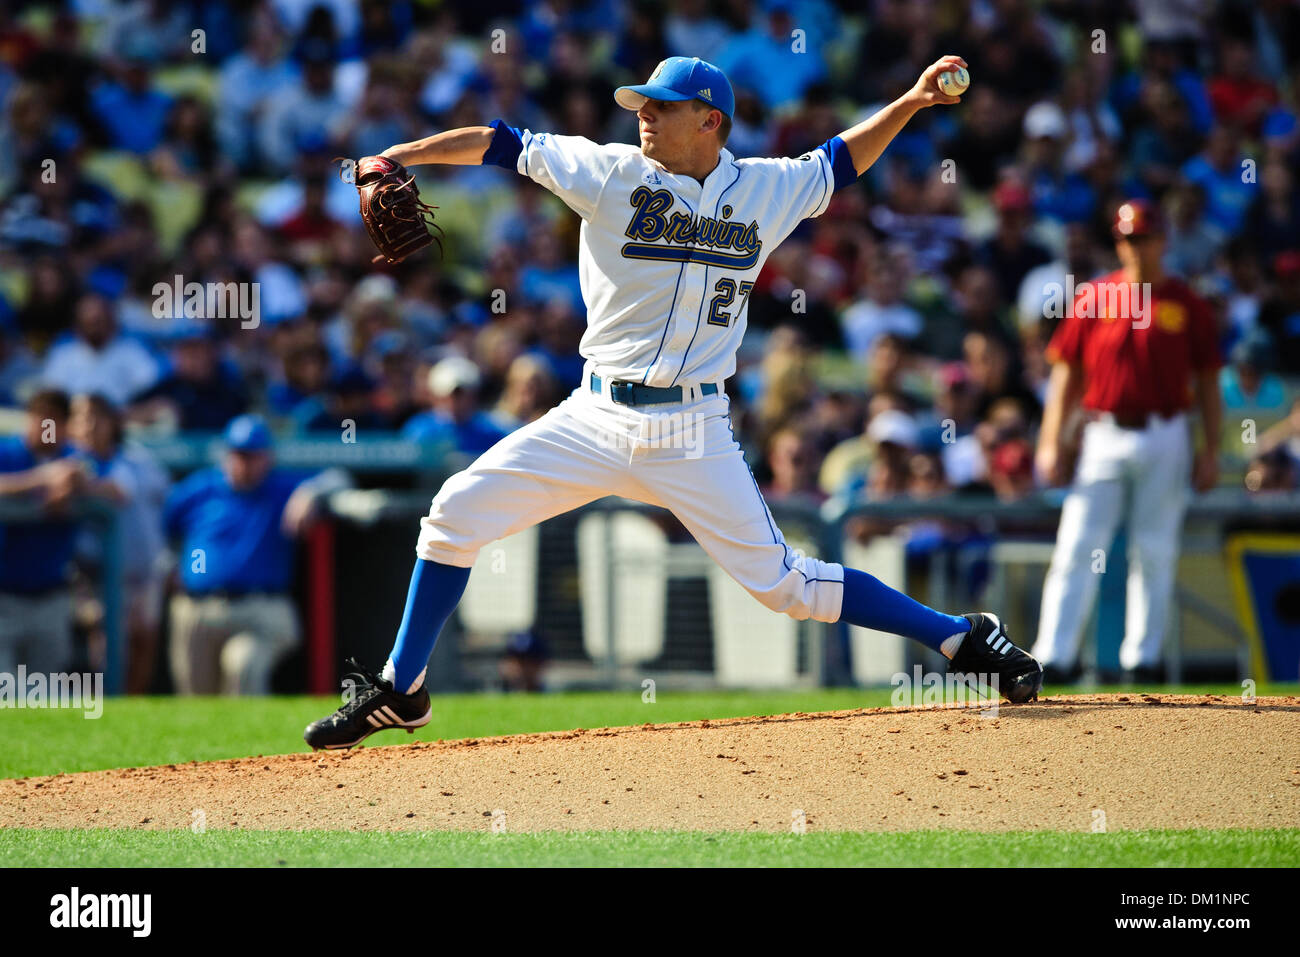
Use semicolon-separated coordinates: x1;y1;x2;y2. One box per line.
342;155;443;264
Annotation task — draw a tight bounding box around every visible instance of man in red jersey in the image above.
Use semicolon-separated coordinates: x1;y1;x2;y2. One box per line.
1031;199;1223;682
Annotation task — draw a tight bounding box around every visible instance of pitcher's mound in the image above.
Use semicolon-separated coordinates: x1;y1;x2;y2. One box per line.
4;694;1298;833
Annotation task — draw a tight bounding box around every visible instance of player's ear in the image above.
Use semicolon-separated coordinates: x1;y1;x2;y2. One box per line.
699;108;721;136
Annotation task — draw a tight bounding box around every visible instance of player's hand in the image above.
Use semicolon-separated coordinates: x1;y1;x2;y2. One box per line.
1034;441;1068;487
39;459;87;496
281;489;318;537
1192;449;1219;493
907;55;968;109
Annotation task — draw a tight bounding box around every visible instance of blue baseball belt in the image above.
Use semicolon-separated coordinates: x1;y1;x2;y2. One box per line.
589;373;718;407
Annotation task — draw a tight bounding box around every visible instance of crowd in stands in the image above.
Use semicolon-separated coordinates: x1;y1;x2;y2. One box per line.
2;0;1300;686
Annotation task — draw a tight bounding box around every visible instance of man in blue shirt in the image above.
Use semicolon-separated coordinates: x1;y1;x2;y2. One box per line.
164;415;347;694
0;390;84;676
401;356;507;461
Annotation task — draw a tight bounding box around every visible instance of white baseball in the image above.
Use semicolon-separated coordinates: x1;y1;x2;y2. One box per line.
938;67;970;96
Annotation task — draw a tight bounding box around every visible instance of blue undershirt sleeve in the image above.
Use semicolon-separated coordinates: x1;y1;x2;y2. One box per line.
819;135;858;192
482;119;524;169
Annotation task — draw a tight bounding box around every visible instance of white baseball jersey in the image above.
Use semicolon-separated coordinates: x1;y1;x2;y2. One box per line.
414;124;857;626
499;123;852;386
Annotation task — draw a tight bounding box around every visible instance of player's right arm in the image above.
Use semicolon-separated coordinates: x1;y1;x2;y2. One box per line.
1036;360;1084;487
380;127;496;167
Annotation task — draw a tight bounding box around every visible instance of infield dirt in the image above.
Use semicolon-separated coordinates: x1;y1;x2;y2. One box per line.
4;694;1298;833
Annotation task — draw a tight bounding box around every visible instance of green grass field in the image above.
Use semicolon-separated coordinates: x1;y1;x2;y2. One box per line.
3;684;1296;867
4;827;1297;867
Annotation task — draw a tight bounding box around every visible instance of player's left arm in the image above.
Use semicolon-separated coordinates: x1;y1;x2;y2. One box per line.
1191;369;1222;492
837;56;966;177
282;467;354;537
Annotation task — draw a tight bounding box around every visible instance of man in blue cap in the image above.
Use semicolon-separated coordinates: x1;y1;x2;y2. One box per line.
310;51;1045;750
165;414;348;694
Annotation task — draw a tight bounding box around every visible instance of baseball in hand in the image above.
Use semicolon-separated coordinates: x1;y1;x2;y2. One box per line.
937;67;970;96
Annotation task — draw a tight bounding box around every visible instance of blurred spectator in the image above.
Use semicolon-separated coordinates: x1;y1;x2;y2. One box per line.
268;340;332;420
1258;251;1300;374
89;53;172;154
976;180;1053;304
490;355;559;432
527;300;586;390
1243;158;1300;258
1127;76;1201;196
1180;124;1255;237
216;15;299;170
1207;35;1278;135
42;294;160;406
841;253;922;363
68;393;170;693
762;425;826;507
131;328;250;432
1220;329;1287;410
0;148;120;255
257;41;348;175
935;264;1016;359
665;0;731;64
715;1;828;111
13;256;80;353
0;390;81;675
163;415;348;694
1164;180;1224;278
976;397;1036;502
963;330;1041;421
1021;101;1097;224
402;356;508;457
919;362;985;489
298;366;384;434
98;0;192;64
1016;222;1102;337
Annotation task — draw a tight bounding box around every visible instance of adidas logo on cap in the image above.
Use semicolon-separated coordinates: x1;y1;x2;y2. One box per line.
698;88;712;99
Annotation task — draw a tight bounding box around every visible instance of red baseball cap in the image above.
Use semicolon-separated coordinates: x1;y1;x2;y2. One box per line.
1113;199;1164;239
993;181;1032;213
1272;249;1300;278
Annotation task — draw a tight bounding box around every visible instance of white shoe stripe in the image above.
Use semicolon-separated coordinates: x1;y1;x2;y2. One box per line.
366;713;382;728
992;636;1009;654
380;705;402;725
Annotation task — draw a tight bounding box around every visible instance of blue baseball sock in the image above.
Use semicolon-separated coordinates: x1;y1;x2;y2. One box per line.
383;558;471;693
838;568;970;653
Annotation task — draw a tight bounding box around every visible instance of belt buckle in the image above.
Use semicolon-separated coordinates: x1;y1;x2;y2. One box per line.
609;380;635;405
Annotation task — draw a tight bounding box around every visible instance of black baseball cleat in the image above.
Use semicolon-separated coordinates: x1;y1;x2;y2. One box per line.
948;613;1043;704
304;657;431;750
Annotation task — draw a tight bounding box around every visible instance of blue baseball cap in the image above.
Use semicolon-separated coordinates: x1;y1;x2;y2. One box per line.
615;56;735;119
223;414;273;453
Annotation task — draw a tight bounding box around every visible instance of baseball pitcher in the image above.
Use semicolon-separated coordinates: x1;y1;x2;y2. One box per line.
307;55;1042;749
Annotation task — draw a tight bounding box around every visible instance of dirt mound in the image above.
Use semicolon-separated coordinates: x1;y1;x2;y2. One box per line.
4;694;1299;833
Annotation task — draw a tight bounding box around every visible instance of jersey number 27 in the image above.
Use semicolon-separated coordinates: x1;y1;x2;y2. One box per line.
707;278;755;327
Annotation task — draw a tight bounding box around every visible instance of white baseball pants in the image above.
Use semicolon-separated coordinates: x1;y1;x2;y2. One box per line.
416;374;846;623
1032;413;1192;671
